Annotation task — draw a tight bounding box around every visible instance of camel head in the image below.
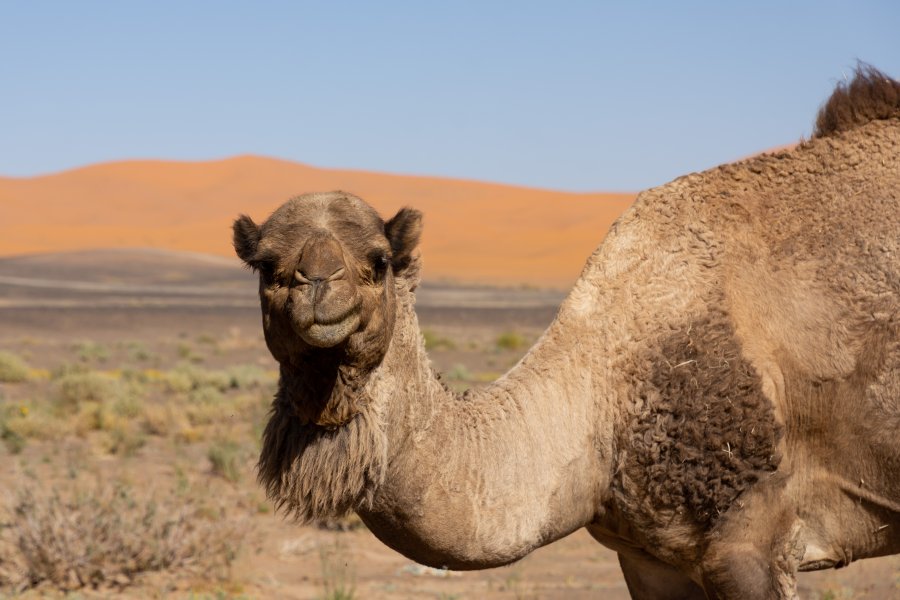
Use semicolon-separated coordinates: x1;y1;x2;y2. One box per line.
233;192;422;420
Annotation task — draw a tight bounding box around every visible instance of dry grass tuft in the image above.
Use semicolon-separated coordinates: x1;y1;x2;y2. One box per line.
0;481;246;593
318;538;356;600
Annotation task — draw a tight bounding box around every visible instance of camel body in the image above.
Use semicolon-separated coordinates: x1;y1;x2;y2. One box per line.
235;68;900;599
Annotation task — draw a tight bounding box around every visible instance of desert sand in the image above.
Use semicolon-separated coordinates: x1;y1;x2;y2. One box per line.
0;156;634;288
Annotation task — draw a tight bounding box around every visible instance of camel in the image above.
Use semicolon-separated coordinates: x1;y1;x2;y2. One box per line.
233;66;900;599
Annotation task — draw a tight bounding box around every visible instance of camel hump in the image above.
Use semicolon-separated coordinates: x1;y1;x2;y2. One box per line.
813;63;900;138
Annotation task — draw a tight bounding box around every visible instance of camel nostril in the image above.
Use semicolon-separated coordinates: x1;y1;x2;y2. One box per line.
295;267;344;285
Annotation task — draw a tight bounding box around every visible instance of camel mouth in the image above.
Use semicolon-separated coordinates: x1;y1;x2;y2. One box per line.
298;311;362;348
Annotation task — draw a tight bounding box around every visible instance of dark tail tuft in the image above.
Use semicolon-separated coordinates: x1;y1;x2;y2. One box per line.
813;63;900;138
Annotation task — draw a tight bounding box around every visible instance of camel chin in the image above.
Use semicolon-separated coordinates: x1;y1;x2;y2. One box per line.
298;313;361;348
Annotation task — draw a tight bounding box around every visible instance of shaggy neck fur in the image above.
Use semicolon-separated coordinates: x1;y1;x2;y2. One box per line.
257;385;387;523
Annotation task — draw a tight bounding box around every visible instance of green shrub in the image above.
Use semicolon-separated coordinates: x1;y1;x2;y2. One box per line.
124;341;154;362
208;439;243;482
195;333;218;346
495;331;526;351
163;368;194;394
446;364;472;381
422;329;455;351
104;421;146;456
0;351;29;383
50;362;91;380
72;340;109;363
113;391;143;418
0;407;26;454
164;364;231;394
190;385;226;406
177;341;204;363
1;404;66;444
225;364;273;390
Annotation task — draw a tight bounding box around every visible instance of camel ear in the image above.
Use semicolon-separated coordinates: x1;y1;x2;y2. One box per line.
385;207;422;273
233;214;261;265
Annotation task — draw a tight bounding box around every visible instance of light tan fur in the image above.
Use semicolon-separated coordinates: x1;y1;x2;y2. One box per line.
235;68;899;599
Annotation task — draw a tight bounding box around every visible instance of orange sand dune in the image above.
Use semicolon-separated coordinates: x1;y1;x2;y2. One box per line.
0;156;634;288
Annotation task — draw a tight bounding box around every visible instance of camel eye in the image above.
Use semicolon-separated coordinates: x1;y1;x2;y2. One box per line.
370;253;390;281
256;260;276;282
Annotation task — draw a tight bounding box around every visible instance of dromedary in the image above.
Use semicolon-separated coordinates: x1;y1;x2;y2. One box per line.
233;67;900;599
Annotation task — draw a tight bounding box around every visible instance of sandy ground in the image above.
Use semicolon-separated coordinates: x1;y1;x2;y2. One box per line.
0;250;897;599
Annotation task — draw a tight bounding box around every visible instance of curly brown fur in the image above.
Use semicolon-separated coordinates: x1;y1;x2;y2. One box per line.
814;64;900;138
620;310;782;526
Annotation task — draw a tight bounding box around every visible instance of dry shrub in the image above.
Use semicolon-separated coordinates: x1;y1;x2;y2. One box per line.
163;368;196;394
141;403;189;436
124;340;154;362
0;481;246;593
225;364;273;390
0;406;28;454
231;390;273;421
2;407;68;445
72;340;110;364
0;427;25;454
164;364;231;394
175;425;206;444
54;372;123;413
186;397;225;427
190;384;226;406
101;419;147;456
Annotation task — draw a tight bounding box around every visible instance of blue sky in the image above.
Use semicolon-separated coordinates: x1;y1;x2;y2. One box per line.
1;1;898;191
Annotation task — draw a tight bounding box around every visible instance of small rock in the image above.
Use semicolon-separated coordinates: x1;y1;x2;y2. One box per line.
398;563;461;578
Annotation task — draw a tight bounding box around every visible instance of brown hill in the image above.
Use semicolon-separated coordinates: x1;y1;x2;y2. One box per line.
0;156;634;288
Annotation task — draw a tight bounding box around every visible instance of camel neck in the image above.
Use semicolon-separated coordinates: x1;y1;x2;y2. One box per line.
358;285;615;569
